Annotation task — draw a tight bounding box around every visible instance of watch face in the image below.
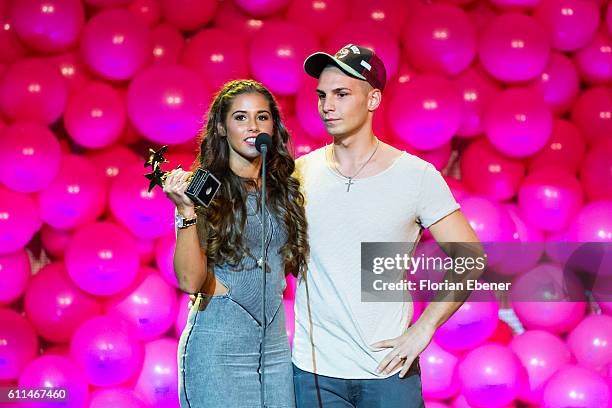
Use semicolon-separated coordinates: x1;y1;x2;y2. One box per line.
175;212;184;228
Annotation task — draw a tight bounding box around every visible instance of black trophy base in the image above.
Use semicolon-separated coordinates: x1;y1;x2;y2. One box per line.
185;168;221;207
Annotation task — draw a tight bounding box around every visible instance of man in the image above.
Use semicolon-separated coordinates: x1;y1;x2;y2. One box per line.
292;44;482;407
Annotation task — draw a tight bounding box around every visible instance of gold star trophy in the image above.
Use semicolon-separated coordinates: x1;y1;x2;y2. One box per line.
144;145;221;207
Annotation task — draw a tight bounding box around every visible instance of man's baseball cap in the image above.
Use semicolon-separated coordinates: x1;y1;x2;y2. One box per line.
304;44;387;91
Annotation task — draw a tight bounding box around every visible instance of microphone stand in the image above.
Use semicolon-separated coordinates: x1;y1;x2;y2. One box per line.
259;143;268;408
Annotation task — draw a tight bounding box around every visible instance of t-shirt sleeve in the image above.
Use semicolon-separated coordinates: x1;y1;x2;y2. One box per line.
416;164;460;229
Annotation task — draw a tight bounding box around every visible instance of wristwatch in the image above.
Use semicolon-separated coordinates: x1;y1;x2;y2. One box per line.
175;212;197;229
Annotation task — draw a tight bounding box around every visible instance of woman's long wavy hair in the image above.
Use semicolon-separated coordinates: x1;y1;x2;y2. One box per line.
191;80;308;277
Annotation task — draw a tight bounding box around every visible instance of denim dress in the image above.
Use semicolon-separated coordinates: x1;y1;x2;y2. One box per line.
178;193;295;408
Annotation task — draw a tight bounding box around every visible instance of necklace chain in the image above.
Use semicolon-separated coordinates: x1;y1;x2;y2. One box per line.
330;138;380;192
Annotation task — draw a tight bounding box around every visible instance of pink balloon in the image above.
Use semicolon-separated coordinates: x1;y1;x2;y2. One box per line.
106;267;178;341
421;341;460;400
479;13;550;82
0;58;67;124
0;5;27;64
534;0;599;51
528;119;585;174
18;355;88;408
445;177;469;203
65;221;140;296
37;154;107;230
155;232;179;288
234;0;289;18
181;28;249;90
528;52;579;115
160;0;216;31
295;79;328;141
460;138;525;201
128;0;162;27
348;0;408;39
608;2;612;37
454;65;501;138
286;0;348;39
425;401;450;408
127;64;209;144
567;314;612;374
136;237;156;266
574;29;612;85
175;293;190;337
518;168;583;231
569;201;612;242
10;0;84;53
581;141;612;202
458;344;525;408
458;196;515;241
402;4;476;76
489;0;542;10
249;22;318;95
89;387;147;408
284;298;295;345
509;330;572;404
87;144;141;186
213;0;281;40
284;274;297;299
0;187;42;255
84;0;131;7
150;23;184;65
109;164;175;239
24;262;101;343
134;338;179;408
389;137;451;171
0;122;61;193
0;249;29;305
46;51;91;94
40;225;71;259
570;86;612;146
64;81;126;149
0;308;38;381
80;9;151;81
387;74;461;151
542;365;609;408
285;115;324;158
326;21;399;78
70;315;143;387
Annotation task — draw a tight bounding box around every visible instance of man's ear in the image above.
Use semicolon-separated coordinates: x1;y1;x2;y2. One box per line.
368;89;382;112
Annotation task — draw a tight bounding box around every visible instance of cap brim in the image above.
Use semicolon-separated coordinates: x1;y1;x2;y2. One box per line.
304;52;367;81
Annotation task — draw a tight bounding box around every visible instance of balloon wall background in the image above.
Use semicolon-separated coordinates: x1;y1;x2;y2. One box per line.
0;0;611;407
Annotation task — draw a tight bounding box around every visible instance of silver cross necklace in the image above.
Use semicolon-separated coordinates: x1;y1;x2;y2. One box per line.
330;138;380;192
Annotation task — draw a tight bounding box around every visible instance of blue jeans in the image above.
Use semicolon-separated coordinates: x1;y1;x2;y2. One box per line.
293;361;424;408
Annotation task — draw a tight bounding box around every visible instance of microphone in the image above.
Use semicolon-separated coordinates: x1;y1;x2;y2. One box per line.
255;133;272;154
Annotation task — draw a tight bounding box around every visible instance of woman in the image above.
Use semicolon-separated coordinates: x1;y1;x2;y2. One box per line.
164;80;308;408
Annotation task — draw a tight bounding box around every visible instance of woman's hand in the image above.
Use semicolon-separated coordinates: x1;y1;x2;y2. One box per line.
162;168;195;216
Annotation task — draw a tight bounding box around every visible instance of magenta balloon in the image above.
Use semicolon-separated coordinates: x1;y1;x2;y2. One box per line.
0;9;27;64
129;0;162;27
70;315;143;387
64;82;126;149
567;314;612;374
0;58;67;124
0;187;42;255
0;308;38;381
65;222;140;296
458;196;515;241
349;0;408;39
425;402;449;408
420;341;460;400
40;225;71;258
326;22;399;78
445;177;469;203
285;115;323;158
84;0;131;7
18;355;88;408
489;0;542;10
479;13;550;82
234;0;290;18
150;24;184;65
137;237;155;266
249;22;318;95
460;138;525;201
90;387;147;408
46;51;91;94
528;119;585;174
80;9;150;81
0;249;29;305
295;80;328;141
402;4;476;76
284;298;295;345
416;142;452;171
387;74;461;151
24;262;101;343
87;144;141;185
534;0;599;51
181;28;249;90
484;87;553;158
175;293;190;337
570;86;612;147
542;365;609;408
0;122;61;193
528;52;579;115
106;268;178;341
608;2;612;36
127;64;209;144
213;0;281;40
569;201;612;242
155;232;179;288
109;164;175;239
581;141;612;202
518;168;583;232
458;344;524;408
11;0;84;53
574;29;612;85
286;0;348;39
509;330;571;404
37;154;107;230
284;274;296;300
454;65;501;138
160;0;217;31
134;338;179;408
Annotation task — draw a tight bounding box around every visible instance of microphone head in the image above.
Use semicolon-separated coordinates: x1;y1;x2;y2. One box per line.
255;133;273;153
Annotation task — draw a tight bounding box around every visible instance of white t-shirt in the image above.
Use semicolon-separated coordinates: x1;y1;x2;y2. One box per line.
292;147;460;379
